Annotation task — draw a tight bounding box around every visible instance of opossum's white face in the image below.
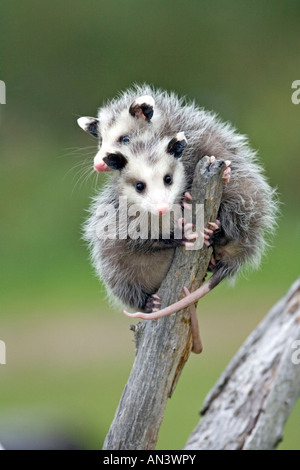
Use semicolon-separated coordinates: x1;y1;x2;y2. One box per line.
77;95;161;172
103;133;187;216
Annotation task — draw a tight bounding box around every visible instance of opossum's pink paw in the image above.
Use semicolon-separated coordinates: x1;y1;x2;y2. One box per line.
144;293;161;314
178;218;199;247
223;160;231;183
182;191;193;210
183;222;199;241
201;219;221;247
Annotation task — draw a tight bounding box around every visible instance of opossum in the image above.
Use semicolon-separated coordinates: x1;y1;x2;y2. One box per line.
82;132;190;312
78;84;278;319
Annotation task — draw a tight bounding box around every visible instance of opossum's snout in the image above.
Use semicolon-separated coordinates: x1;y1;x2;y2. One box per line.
94;159;110;172
93;151;111;172
150;203;170;215
94;162;110;172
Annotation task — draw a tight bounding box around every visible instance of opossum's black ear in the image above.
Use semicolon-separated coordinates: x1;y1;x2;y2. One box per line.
103;153;128;171
77;117;99;138
129;95;155;122
167;132;187;158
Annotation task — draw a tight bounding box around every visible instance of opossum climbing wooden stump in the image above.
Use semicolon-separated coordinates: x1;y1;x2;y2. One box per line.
102;157;225;451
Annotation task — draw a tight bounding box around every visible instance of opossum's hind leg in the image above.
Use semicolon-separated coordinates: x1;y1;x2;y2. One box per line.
144;293;161;314
200;219;221;270
202;219;221;247
123;277;215;320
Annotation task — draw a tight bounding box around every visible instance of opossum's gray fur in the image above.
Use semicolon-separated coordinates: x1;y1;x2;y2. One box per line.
82;84;278;311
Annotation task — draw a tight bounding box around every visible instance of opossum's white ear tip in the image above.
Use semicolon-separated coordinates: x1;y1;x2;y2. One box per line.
134;95;155;107
167;132;188;158
77;116;99;138
129;95;155;122
176;131;187;143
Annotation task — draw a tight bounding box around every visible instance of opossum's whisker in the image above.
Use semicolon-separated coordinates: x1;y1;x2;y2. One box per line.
71;162;91;182
58;146;97;159
80;167;95;189
62;159;91;182
71;166;95;194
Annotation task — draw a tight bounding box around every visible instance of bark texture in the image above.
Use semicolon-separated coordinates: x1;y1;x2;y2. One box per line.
184;277;300;450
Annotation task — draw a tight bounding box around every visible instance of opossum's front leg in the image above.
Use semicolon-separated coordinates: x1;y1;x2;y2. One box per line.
179;191;199;248
177;218;199;248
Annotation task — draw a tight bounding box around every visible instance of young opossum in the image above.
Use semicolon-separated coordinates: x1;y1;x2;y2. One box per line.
83;132;189;312
79;84;278;318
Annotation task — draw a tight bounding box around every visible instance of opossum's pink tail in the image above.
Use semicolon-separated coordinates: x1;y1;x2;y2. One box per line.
123;277;214;320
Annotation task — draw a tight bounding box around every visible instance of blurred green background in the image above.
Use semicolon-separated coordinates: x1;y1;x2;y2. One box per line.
0;0;299;450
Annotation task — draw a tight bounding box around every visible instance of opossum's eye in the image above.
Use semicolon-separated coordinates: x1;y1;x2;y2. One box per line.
135;182;146;193
164;175;173;186
119;135;130;144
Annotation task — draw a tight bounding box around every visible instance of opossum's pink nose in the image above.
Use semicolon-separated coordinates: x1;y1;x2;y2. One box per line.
152;203;170;215
94;161;110;172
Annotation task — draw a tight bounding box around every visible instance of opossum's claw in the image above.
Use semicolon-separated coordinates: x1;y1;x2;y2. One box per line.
202;219;221;246
182;191;193;211
208;156;231;182
208;221;220;230
152;294;161;300
144;293;161;313
178;217;199;246
184;223;199;241
223;160;231;183
177;217;199;248
184;191;193;201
